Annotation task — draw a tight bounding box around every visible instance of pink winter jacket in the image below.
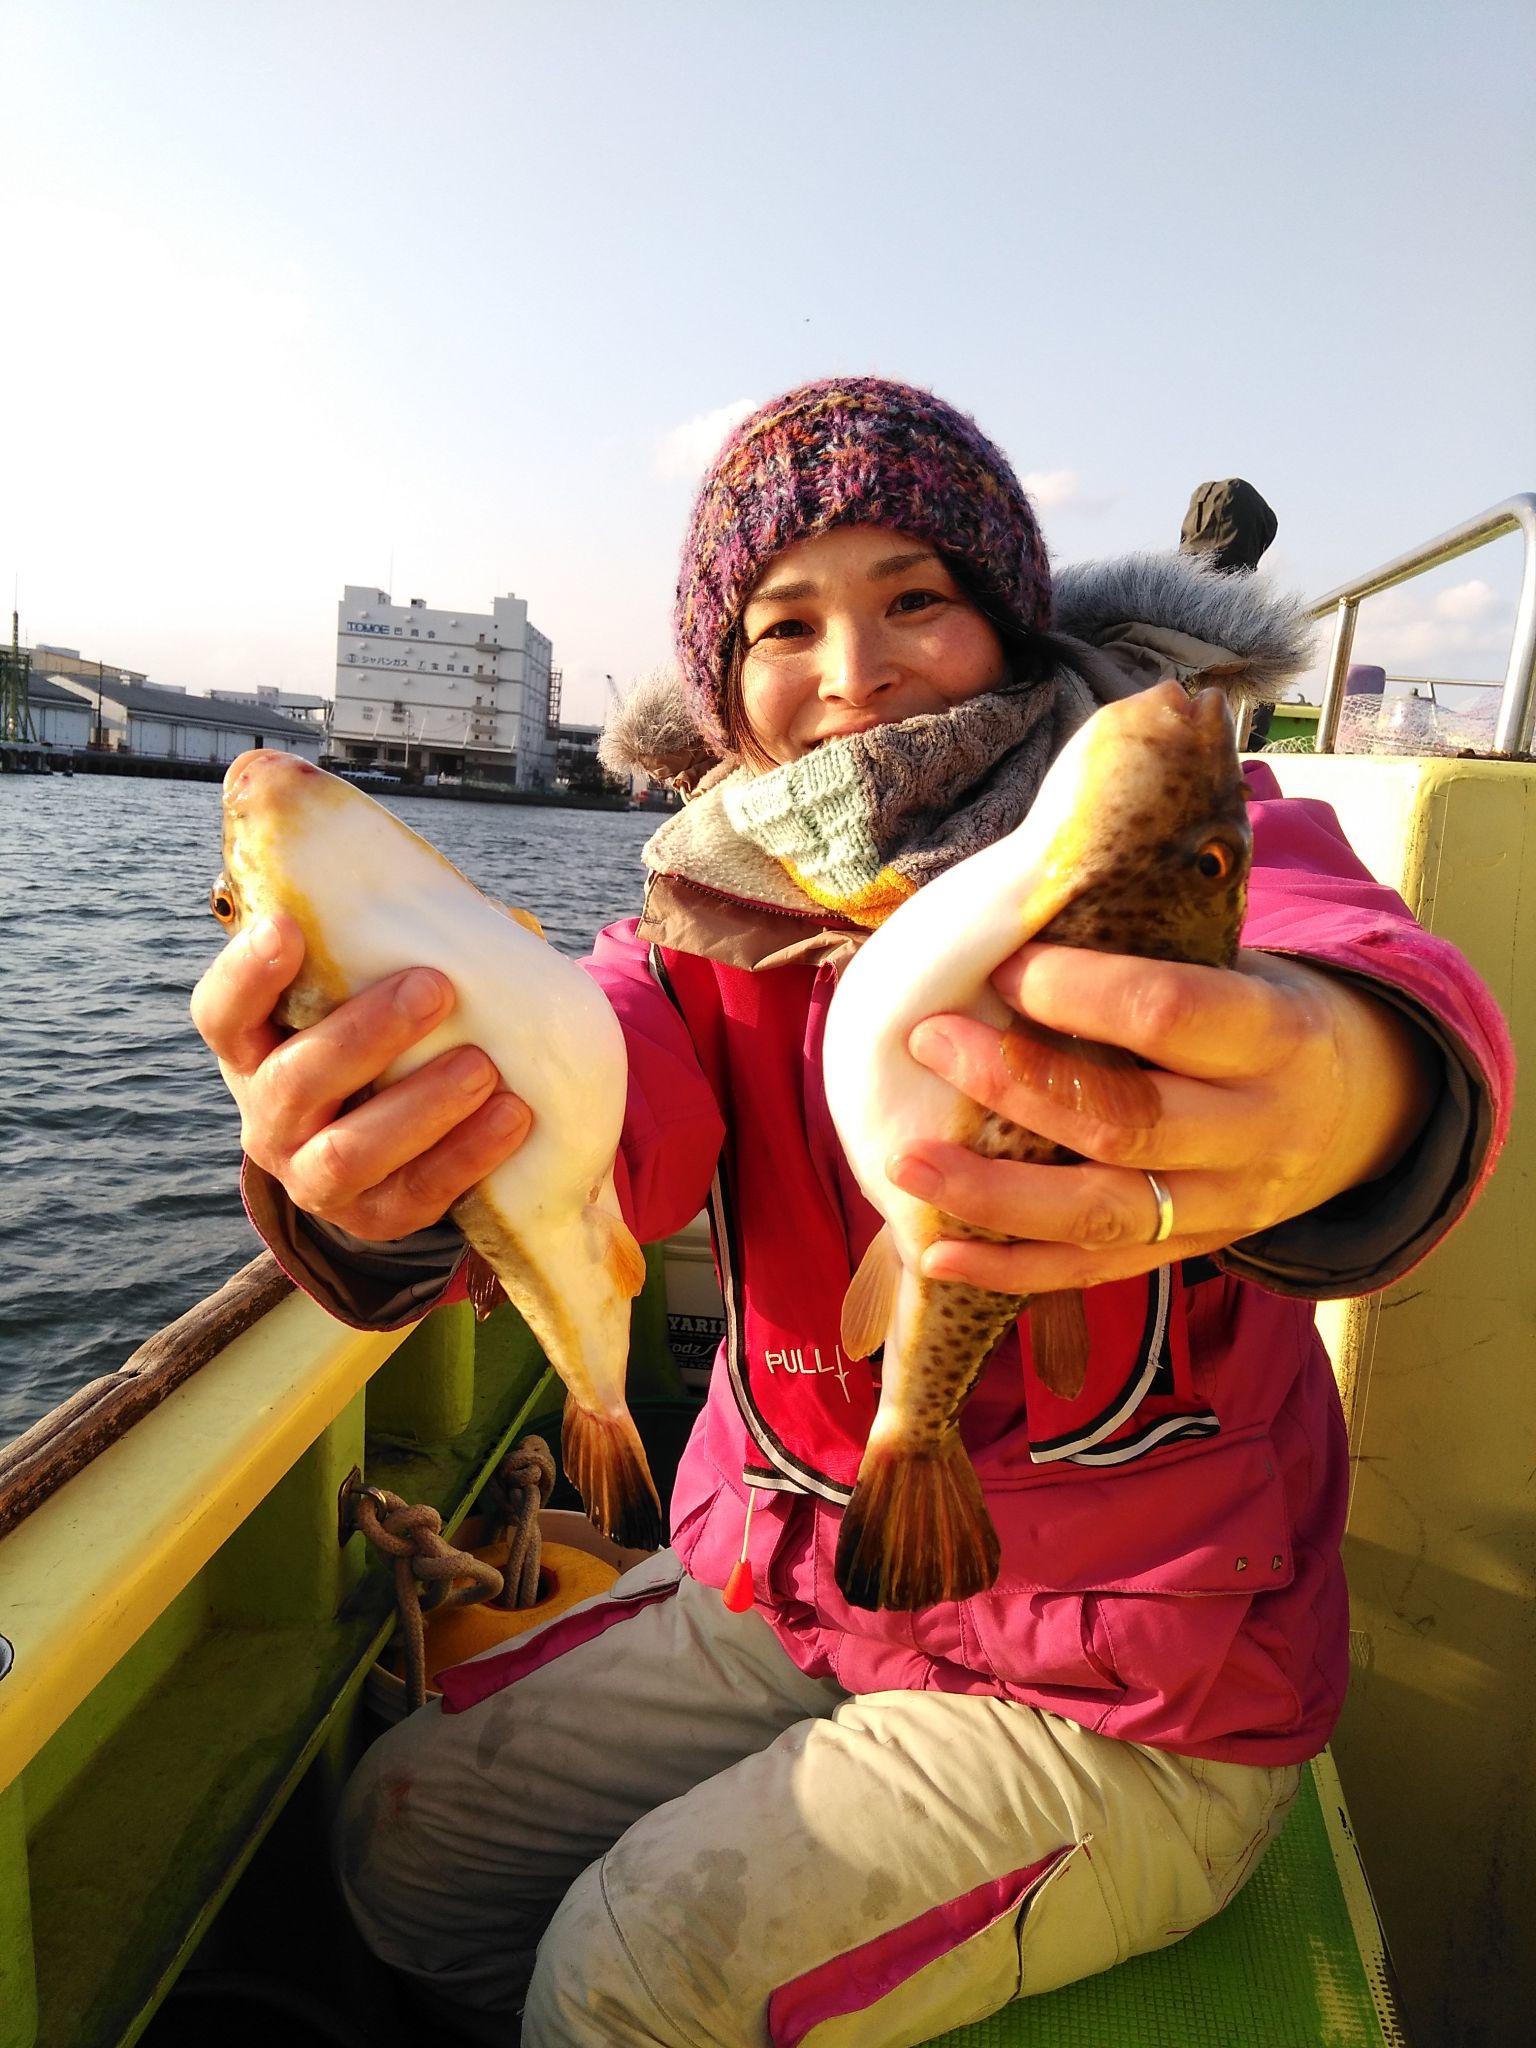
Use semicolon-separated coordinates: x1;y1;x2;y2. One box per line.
575;761;1513;1765
245;766;1513;1766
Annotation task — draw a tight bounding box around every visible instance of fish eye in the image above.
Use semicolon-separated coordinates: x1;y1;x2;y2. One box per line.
209;881;238;925
1195;840;1234;882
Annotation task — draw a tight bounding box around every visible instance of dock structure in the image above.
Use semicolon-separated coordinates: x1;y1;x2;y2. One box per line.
0;651;32;741
0;613;41;766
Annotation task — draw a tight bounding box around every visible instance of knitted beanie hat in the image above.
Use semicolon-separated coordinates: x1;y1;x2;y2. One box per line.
673;376;1054;753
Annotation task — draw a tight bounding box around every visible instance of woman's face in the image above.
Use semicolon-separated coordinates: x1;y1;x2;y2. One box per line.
736;524;1007;766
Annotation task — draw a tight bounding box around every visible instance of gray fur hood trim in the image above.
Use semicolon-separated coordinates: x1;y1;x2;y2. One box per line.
596;669;721;790
1052;552;1316;701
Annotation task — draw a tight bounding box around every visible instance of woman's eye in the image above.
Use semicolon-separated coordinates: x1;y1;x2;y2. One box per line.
756;618;810;642
892;589;943;615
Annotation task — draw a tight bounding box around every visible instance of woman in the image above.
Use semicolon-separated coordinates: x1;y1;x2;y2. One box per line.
194;378;1512;2046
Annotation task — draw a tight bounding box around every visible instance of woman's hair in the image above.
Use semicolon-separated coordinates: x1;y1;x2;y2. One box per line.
718;635;775;769
716;552;1059;767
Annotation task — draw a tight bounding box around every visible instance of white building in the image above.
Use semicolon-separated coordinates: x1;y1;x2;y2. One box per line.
330;586;558;788
47;675;322;764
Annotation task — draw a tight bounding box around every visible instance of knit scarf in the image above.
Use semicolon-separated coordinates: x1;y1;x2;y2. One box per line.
718;666;1102;928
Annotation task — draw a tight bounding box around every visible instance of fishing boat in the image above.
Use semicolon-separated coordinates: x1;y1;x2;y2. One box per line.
1;497;1531;2048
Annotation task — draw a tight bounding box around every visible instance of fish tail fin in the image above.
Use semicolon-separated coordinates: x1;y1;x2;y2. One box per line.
1027;1289;1091;1399
835;1433;1000;1612
561;1401;662;1552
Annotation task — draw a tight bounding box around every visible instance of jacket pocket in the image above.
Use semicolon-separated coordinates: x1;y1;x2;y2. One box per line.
968;1428;1302;1735
980;1425;1294;1596
966;1590;1128;1713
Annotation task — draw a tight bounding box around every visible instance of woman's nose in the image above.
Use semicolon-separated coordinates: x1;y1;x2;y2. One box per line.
821;618;893;703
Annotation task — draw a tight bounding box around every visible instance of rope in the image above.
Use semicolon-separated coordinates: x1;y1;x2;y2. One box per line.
483;1435;557;1610
349;1487;504;1713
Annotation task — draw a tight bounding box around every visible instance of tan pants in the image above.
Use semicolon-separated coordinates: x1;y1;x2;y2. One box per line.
336;1551;1298;2047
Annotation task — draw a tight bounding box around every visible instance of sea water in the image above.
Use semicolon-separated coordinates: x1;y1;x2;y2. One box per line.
0;772;656;1443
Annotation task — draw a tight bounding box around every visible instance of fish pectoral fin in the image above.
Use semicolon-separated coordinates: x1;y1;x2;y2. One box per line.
462;1249;508;1321
501;901;546;940
1027;1289;1091;1399
1002;1019;1162;1129
841;1225;901;1360
589;1205;647;1301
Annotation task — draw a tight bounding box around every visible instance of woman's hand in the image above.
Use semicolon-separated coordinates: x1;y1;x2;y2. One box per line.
888;943;1436;1292
190;912;532;1241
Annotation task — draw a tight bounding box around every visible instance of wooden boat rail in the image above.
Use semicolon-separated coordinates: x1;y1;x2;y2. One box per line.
0;1257;294;1546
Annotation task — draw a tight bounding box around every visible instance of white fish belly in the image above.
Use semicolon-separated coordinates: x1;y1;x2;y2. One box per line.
284;824;629;1216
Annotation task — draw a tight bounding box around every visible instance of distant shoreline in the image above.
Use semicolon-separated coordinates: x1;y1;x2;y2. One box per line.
0;746;648;811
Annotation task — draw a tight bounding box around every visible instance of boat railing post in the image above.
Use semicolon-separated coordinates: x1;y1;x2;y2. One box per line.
1495;499;1536;754
1315;598;1360;754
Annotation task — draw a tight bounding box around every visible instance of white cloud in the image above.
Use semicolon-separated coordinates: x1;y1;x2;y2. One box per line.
1019;468;1115;517
1433;578;1498;623
654;398;757;482
1347;579;1514;674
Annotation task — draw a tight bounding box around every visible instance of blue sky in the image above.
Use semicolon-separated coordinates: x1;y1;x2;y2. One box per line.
5;0;1533;724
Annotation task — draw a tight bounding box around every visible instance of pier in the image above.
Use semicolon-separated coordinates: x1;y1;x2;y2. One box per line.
0;740;641;808
0;741;70;775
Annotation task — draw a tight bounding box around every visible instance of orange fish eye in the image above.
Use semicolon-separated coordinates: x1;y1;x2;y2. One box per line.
209;881;238;925
1195;840;1234;882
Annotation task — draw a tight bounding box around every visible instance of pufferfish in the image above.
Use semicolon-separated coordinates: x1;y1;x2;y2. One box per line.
821;681;1252;1611
211;750;660;1549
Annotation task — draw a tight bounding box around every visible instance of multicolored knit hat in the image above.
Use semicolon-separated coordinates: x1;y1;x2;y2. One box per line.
673;376;1054;753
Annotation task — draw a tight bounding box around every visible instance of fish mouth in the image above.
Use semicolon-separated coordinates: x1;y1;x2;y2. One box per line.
223;749;323;798
1132;679;1235;741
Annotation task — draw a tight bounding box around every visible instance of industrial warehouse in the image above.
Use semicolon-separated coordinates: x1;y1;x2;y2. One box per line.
0;597;629;803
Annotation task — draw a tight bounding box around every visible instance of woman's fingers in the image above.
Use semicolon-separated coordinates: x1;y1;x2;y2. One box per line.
248;966;457;1149
305;1085;534;1241
988;945;1313;1084
895;949;1435;1297
191;922;539;1239
887;1146;1253;1254
190;914;304;1078
918;1224;1232;1295
904;1015;1319;1183
278;1043;504;1214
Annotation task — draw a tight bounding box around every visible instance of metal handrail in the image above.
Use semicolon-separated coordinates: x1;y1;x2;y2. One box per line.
1310;493;1536;755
